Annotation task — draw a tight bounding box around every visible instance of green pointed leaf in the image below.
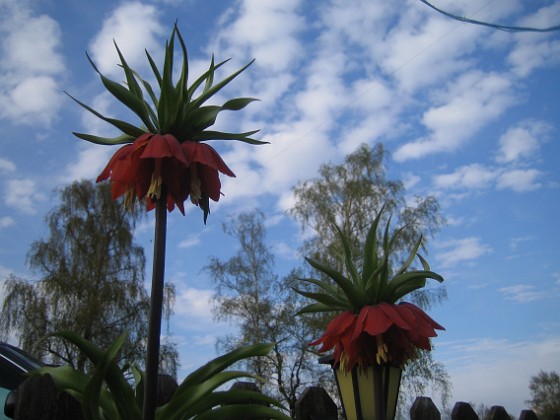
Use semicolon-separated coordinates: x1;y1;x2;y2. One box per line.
189;105;222;131
161;371;255;420
296;302;337;315
335;225;362;289
158;33;179;132
65;92;145;138
417;253;431;270
86;53;156;132
296;276;348;299
173;23;189;106
185;58;229;102
181;389;288;417
72;132;136;146
383;270;444;302
394;235;423;277
388;279;428;303
49;331;141;419
175;343;273;396
191;59;255;109
221;97;259;111
292;288;348;308
194;404;291;420
202;55;216;95
82;333;126;420
192;130;265;144
145;49;162;86
304;257;364;309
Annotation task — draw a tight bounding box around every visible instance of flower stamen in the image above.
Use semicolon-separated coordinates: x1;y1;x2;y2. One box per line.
375;335;389;365
124;187;136;212
147;159;163;200
190;164;202;204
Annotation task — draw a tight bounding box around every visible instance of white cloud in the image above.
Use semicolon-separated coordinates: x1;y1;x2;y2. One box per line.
89;2;165;77
508;3;560;77
435;237;492;268
213;0;305;73
394;71;515;161
438;336;560;415
496;120;549;164
0;2;65;125
178;234;201;249
401;172;421;190
0;216;15;228
4;179;44;215
499;284;548;303
271;241;298;261
2;14;64;75
433;165;543;193
63;143;114;183
509;236;534;252
497;169;542;192
433;164;496;190
9;76;61;115
0;158;16;173
173;287;214;322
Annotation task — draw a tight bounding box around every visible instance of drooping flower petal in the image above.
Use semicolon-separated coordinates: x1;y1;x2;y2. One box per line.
379;302;412;331
96;134;236;219
310;302;444;370
353;305;392;339
182;141;235;177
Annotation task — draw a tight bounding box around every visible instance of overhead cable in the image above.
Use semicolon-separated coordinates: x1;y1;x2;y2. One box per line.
418;0;560;33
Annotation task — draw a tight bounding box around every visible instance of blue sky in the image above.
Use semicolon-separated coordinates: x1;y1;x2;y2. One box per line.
1;0;559;415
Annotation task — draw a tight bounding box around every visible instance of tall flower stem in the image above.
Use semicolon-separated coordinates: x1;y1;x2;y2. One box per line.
143;189;168;420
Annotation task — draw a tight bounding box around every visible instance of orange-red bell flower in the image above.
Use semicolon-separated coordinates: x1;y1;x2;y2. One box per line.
310;302;444;371
97;133;235;218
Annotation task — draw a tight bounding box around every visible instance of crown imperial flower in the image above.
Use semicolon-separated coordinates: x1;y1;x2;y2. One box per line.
294;205;445;371
68;24;262;222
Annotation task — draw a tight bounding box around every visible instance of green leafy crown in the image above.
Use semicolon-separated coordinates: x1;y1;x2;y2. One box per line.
68;23;264;146
294;205;444;314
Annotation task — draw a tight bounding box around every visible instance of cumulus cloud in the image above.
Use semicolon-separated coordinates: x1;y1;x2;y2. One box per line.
0;216;15;228
508;3;560;77
438;336;560;414
499;284;548;303
0;1;65;125
496;169;542;192
0;158;16;173
433;164;496;190
178;234;201;249
212;0;305;73
433;164;543;193
4;178;44;215
435;237;492;267
496;120;549;164
63;143;114;183
89;2;165;77
394;71;515;161
173;287;214;327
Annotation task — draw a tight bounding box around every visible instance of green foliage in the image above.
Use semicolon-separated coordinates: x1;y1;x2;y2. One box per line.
294;205;444;315
69;24;262;146
206;210;331;417
0;180;177;375
289;142;450;410
526;370;560;418
289;143;445;278
35;332;291;420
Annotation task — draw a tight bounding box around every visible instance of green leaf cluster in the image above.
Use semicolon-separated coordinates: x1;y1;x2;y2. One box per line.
34;331;290;420
294;205;444;314
69;24;263;147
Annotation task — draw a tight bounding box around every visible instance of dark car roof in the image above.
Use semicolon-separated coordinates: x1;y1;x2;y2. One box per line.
0;343;43;373
0;342;44;390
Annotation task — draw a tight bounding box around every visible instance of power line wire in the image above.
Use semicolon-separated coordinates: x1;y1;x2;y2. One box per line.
418;0;560;32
